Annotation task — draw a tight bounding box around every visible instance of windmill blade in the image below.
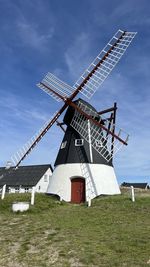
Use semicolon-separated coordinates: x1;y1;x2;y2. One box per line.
37;72;75;102
73;30;137;99
8;105;69;168
9;112;58;167
70;101;129;162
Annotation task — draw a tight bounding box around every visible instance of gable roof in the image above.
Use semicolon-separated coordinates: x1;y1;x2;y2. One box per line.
121;182;149;189
0;164;53;187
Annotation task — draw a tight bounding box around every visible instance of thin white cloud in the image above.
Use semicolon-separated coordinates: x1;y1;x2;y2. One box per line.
64;32;92;81
0;92;50;123
0;1;55;52
16;19;54;50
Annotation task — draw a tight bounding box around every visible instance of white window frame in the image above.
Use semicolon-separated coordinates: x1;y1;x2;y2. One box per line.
75;139;84;146
61;141;67;149
95;140;103;147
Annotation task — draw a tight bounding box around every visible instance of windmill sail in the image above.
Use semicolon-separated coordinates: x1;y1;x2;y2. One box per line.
70;100;129;162
73;30;137;99
37;72;75;102
9;111;59;167
37;30;137;103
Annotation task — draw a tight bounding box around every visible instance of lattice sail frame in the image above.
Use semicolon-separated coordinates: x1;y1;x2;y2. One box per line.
37;72;75;102
37;30;137;102
9;111;58;167
70;101;129;162
73;30;137;99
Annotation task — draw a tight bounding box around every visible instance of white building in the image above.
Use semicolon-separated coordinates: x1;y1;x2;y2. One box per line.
0;164;53;193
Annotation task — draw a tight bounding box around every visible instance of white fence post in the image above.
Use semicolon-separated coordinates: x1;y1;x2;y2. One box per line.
1;184;6;200
31;186;35;205
131;186;135;202
88;198;92;207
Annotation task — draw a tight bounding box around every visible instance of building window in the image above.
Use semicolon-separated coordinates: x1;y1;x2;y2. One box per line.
61;141;67;149
44;174;48;182
25;187;29;193
75;139;84;146
95;140;103;147
15;187;19;192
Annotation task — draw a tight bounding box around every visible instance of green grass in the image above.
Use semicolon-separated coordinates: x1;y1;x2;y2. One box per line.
0;190;150;267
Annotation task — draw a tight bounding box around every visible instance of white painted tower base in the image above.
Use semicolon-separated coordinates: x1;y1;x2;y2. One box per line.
47;164;120;202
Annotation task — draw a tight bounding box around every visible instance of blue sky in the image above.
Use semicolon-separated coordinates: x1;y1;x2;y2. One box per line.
0;0;150;184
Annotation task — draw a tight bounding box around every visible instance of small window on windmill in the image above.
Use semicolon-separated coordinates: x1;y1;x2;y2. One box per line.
61;141;67;149
75;139;84;146
95;140;103;147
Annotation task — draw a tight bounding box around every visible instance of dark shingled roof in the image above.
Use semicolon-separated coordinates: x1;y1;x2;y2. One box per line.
0;164;53;187
121;182;149;189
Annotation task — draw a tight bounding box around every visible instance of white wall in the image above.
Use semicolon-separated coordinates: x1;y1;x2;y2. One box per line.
47;163;120;202
35;168;52;193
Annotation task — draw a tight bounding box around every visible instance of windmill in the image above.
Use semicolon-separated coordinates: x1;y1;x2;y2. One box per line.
6;29;136;203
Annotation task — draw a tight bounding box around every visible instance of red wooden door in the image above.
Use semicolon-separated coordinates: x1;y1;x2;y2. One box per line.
71;178;85;203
